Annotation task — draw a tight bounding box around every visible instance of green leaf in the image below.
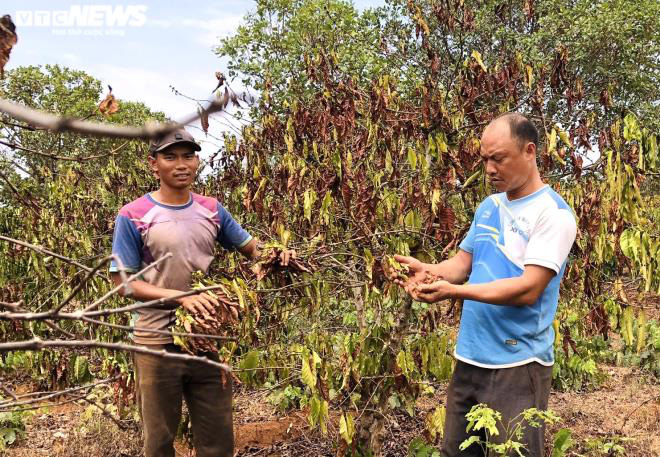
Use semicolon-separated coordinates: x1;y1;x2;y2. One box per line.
426;407;445;441
552;428;574;457
407;147;418;170
319;399;329;434
547;128;557;153
396;350;408;377
303;189;317;223
525;64;534;89
0;427;16;445
309;395;320;427
471;50;487;72
636;309;648;354
339;412;355;444
241;350;259;370
301;356;316;391
622;306;635;347
463;170;481;188
459;435;482;451
74;355;89;383
320;191;333;225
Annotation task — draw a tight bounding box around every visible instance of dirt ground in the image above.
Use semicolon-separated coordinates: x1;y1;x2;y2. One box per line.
3;364;659;457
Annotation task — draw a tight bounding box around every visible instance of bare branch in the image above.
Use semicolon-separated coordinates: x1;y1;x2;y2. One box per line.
0;300;21;311
82;316;237;341
0;94;233;140
82;284;228;317
80;396;128;430
0;170;40;217
0;235;103;275
0;382;17;400
14;300;75;339
82;252;173;313
0;376;120;408
51;255;115;314
0;139;130;161
0;284;225;321
0;338;232;371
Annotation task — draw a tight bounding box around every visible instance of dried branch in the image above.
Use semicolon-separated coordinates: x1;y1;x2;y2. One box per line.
0;284;226;321
0;94;233;140
80;396;127;430
0;170;40;217
0;338;232;371
620;393;660;430
14;300;75;339
82;252;173;313
82;316;237;342
0;139;130;161
0;381;17;400
0;234;102;275
0;300;21;311
0;376;120;408
51;255;116;314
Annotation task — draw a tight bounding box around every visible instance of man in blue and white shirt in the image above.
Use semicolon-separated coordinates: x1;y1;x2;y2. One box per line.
396;113;577;457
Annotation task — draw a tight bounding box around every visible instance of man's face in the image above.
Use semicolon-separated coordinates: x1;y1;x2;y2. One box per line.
148;144;199;189
479;120;536;194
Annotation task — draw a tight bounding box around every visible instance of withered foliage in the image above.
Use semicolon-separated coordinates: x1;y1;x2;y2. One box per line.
0;15;16;77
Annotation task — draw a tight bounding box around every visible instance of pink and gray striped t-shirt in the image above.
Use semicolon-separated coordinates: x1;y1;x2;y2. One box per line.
110;192;252;344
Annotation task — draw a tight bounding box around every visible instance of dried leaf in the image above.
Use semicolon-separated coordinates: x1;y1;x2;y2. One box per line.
98;87;119;116
0;15;17;77
200;107;209;135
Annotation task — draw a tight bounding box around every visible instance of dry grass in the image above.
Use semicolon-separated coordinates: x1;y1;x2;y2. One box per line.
4;364;659;456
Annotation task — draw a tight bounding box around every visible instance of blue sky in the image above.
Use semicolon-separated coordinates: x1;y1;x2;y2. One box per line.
4;1;386;156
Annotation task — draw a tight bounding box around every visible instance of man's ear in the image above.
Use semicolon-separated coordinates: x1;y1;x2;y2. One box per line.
524;142;536;161
147;154;160;179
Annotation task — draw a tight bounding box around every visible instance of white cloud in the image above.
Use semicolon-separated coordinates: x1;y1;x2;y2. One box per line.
181;15;244;48
60;52;81;65
146;18;172;28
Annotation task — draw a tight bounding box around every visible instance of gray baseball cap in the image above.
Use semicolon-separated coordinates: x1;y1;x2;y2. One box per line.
149;128;201;155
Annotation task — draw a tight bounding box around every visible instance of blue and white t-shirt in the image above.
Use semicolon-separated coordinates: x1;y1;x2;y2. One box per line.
456;185;577;368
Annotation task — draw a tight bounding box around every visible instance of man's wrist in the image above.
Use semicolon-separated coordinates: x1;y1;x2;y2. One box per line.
167;290;188;305
448;283;463;300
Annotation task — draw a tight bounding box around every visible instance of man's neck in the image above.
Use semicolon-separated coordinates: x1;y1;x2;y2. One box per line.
152;185;191;206
506;173;545;201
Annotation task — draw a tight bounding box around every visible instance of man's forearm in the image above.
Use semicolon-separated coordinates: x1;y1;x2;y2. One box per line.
425;257;470;284
238;238;260;260
449;277;537;306
112;276;184;304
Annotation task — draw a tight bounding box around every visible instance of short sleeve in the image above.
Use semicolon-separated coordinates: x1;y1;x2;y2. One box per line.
524;208;577;274
110;214;143;272
458;218;477;254
217;203;252;251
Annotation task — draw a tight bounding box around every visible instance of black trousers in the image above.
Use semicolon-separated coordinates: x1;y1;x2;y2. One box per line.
442;359;553;457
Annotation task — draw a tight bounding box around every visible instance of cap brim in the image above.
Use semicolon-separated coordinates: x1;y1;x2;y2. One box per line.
151;140;202;154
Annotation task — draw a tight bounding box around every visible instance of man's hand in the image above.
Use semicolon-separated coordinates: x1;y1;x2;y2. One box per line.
393;255;429;287
406;279;455;304
279;249;297;267
178;292;218;318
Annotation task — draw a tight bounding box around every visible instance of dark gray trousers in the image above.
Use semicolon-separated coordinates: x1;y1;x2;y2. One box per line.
442;359;553;457
133;344;234;457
